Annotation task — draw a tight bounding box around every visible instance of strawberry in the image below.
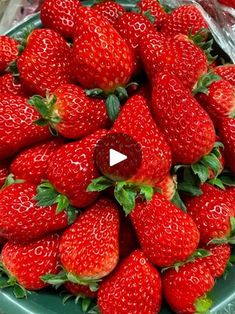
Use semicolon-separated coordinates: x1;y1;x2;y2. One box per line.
196;79;235;126
0;234;60;297
156;174;177;201
98;250;162;314
0;182;69;242
0;94;51;160
37;130;107;210
0;36;18;72
186;184;235;244
88;95;172;213
140;32;208;90
0;161;9;187
0;74;27;97
130;193;200;267
10;139;63;185
114;12;156;73
29;84;109;139
40;0;81;38
42;198;119;290
161;5;208;38
137;0;168;29
92;0;125;25
162;262;214;314
214;65;235;86
219;117;235;174
17;29;72;96
151;71;216;164
195;244;231;278
219;0;235;8
72;7;134;120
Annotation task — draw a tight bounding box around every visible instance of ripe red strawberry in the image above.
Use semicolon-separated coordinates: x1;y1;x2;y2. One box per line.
151;71;216;164
0;161;9;187
196;79;235;126
214;65;235;86
137;0;168;29
195;244;231;278
163;262;214;314
0;234;60;296
186;184;235;244
92;0;125;25
131;193;200;267
114;12;156;73
0;94;51;160
17;29;72;96
156;174;177;200
98;250;162;314
0;36;18;72
219;0;235;8
0;74;27;97
64;282;97;299
218;117;235;174
29;84;109;139
72;7;134;119
43;198;119;290
0;183;69;242
43;130;107;209
140;32;208;90
161;5;208;38
10;139;63;185
40;0;81;38
88;95;172;213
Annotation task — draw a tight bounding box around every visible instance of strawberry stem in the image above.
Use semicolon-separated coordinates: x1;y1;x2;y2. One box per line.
1;174;24;190
194;294;213;313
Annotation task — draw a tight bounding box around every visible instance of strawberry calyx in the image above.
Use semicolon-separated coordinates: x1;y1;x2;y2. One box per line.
29;94;61;136
210;217;235;245
208;169;235;190
194;294;213;314
192;70;221;95
1;174;25;190
87;176;154;215
86;83;138;122
0;262;28;298
224;255;235;280
35;181;78;224
62;292;96;313
161;249;211;273
41;270;101;292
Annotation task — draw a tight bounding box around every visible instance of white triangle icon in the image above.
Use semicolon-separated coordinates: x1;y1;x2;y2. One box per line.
109;149;127;167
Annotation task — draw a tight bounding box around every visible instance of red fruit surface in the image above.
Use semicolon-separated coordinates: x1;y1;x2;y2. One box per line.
218;0;235;8
161;5;208;37
60;198;119;279
0;161;9;187
17;29;72;96
195;244;231;278
0;183;68;242
64;282;97;298
156;174;176;200
163;262;214;314
47;129;107;208
131;193;200;267
197;79;235;126
110;95;171;186
98;250;162;314
0;95;51;160
50;84;109;139
1;234;60;290
72;7;134;93
219;117;235;174
93;1;125;25
0;74;27;97
0;36;18;72
137;0;168;29
214;65;235;86
114;12;156;73
140;32;208;90
151;71;215;164
40;0;81;38
10;139;63;184
186;184;235;244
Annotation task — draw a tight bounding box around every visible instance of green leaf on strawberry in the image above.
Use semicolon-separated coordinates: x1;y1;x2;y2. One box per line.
194;294;213;314
1;174;25;190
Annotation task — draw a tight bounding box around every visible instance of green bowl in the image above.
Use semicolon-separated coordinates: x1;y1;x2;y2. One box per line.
1;1;235;313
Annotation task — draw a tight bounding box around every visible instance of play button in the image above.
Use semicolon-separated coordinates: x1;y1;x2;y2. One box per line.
109;149;127;167
94;133;142;181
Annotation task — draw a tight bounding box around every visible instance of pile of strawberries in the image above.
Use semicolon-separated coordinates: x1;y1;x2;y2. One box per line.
0;0;235;313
